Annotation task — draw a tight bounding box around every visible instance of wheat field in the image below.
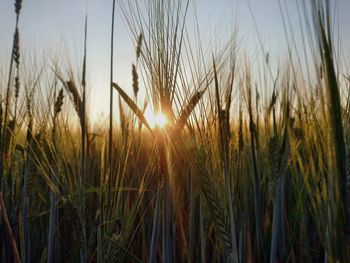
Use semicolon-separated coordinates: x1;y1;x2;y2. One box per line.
0;0;350;262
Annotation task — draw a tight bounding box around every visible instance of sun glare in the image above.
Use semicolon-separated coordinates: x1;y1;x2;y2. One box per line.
144;108;168;128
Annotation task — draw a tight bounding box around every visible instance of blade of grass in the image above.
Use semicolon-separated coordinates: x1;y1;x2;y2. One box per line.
112;82;153;134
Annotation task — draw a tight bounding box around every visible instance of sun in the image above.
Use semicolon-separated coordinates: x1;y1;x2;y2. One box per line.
144;107;168;128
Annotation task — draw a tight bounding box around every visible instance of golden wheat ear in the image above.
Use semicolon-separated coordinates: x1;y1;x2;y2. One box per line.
175;89;206;133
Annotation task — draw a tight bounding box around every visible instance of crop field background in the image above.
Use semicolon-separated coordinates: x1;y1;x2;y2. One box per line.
1;0;350;262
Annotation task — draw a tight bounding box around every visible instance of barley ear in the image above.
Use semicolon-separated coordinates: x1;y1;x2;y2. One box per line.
136;33;143;59
14;0;23;16
175;89;206;132
132;64;139;98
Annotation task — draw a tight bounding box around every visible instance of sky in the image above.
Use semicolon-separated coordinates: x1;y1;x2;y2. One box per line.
1;0;349;123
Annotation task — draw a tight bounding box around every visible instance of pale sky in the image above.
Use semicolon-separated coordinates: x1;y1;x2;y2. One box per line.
1;0;349;122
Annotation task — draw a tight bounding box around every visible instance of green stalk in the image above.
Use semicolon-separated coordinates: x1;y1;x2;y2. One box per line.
48;88;63;263
246;75;262;261
1;0;22;184
149;193;160;263
22;117;33;263
213;58;239;262
317;11;348;261
269;126;289;263
79;14;88;263
108;0;116;216
160;133;172;263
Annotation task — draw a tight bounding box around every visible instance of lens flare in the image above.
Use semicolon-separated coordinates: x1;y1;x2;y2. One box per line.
144;107;168;128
